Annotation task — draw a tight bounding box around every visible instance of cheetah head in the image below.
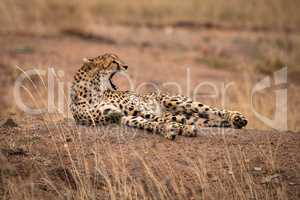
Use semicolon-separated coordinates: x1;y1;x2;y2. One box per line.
82;53;128;90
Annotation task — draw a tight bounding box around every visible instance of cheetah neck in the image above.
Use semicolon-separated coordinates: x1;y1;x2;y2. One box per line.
91;72;116;93
71;69;117;105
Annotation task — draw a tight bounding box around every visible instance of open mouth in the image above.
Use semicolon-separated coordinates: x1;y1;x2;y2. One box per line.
109;71;118;90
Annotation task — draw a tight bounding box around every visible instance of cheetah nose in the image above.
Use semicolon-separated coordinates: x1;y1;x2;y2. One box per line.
123;65;128;70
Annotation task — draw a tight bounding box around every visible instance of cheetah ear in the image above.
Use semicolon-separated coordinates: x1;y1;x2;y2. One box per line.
83;58;92;63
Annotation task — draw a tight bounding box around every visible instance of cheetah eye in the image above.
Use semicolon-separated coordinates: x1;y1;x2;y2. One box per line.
112;60;119;65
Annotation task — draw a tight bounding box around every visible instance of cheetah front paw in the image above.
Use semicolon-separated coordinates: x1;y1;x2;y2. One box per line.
231;112;247;129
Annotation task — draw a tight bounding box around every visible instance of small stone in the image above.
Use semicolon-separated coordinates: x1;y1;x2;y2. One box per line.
261;174;280;184
48;167;77;189
211;177;218;182
1;118;18;128
1;147;27;157
254;167;262;171
0;165;18;176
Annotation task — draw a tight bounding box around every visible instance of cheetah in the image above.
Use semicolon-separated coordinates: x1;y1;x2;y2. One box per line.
70;53;247;140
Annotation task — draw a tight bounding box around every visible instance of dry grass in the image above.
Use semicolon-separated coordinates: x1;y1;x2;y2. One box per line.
1;117;294;200
194;33;300;76
227;71;300;131
0;1;299;199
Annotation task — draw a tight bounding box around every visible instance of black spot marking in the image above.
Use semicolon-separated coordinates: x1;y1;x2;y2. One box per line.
146;127;153;131
186;104;191;108
198;113;209;119
133;111;138;116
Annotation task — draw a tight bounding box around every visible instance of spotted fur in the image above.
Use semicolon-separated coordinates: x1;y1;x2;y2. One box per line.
70;53;247;140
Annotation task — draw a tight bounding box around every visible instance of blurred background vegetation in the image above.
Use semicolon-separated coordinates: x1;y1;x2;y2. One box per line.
1;0;300;33
1;0;299;74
